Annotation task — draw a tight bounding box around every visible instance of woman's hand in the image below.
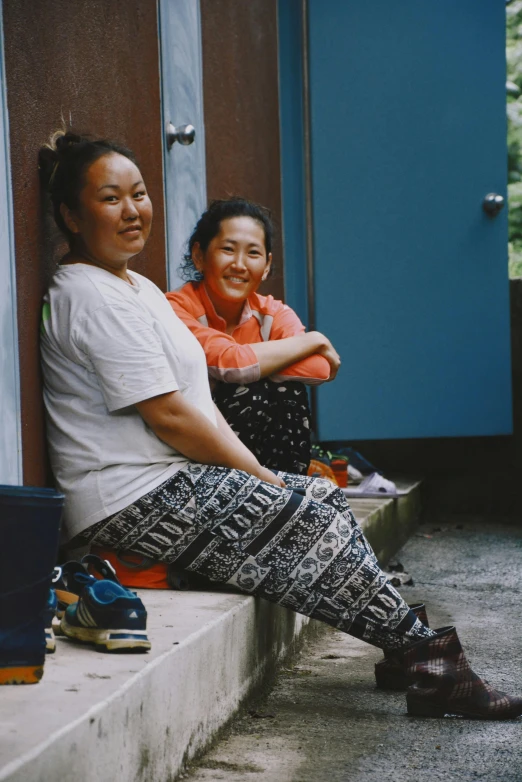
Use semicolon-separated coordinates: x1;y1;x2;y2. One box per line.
214;406;286;486
252;465;287;487
313;333;341;381
252;331;340;381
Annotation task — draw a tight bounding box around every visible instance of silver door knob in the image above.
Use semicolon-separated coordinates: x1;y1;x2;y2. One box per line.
482;193;505;217
166;123;196;149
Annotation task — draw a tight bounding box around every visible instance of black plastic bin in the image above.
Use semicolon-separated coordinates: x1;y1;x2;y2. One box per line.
1;485;64;623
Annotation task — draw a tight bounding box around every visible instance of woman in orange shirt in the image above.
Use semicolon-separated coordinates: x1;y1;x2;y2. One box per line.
167;198;341;475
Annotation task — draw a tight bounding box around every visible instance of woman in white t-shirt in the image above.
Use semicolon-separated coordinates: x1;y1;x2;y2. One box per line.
38;131;520;720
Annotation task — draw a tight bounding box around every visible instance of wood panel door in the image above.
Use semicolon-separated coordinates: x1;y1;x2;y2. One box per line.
2;0;166;484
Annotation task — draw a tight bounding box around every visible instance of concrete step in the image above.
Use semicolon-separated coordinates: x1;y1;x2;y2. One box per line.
0;478;422;782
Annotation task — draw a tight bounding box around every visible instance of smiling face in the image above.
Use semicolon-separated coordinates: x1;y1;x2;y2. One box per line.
60;152;153;275
193;216;272;319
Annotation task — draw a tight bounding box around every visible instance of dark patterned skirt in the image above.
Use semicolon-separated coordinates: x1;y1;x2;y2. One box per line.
212;379;311;475
77;466;433;651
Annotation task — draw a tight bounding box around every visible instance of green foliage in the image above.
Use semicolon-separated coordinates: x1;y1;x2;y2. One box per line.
509;242;522;278
507;2;522;275
508;181;522;239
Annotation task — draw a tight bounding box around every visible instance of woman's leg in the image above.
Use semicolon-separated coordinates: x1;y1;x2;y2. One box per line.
78;465;522;719
80;464;432;651
277;472;379;560
212;379;311;475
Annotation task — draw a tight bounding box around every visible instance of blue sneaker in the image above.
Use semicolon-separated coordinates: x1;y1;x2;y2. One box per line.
61;578;151;652
53;554;123;629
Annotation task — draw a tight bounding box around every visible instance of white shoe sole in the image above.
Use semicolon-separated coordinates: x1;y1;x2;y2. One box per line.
60;617;151;652
45;627;56;654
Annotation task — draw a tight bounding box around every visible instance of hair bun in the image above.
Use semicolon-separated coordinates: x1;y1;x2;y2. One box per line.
54;131;83;153
43;129;87;156
38;130;87;190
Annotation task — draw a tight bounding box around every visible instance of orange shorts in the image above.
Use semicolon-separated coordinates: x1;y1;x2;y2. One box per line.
92;546;170;589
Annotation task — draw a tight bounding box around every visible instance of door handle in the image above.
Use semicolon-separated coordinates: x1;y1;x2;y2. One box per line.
166;122;196;149
482;193;505;217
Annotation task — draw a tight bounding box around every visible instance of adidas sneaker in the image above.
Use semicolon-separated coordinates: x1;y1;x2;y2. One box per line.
61;578;151;652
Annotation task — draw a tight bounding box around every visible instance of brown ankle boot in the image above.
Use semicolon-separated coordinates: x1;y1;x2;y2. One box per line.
375;603;429;690
404;626;522;720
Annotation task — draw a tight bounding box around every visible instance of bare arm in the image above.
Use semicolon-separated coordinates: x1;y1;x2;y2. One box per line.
252;331;341;381
135;391;284;486
213;405;286;487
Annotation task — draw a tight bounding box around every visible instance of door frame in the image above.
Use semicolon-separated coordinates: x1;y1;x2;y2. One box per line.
0;6;21;484
158;0;207;291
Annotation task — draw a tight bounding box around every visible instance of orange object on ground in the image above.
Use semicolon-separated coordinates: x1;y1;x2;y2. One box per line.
307;459;338;485
92;546;169;589
330;459;348;488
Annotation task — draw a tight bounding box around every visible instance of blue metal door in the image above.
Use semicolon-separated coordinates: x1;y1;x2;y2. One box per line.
308;1;512;440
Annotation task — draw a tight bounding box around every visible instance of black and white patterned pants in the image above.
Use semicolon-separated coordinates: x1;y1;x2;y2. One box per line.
79;466;433;651
212;379;311;475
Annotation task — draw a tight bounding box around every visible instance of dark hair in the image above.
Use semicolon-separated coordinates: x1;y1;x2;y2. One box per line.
38;130;138;245
180;197;274;281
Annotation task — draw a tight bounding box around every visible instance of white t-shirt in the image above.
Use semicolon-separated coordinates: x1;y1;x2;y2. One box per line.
41;263;217;541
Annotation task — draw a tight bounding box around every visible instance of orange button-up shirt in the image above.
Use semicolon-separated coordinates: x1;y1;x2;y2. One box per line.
166;282;330;385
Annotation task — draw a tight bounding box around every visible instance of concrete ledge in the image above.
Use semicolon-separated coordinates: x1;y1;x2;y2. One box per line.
0;478;422;782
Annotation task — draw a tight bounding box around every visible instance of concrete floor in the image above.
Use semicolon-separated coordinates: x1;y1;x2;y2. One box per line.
186;517;522;782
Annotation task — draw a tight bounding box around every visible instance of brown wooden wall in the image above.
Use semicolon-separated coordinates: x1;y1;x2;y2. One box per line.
4;0;285;486
3;0;166;485
200;0;284;301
